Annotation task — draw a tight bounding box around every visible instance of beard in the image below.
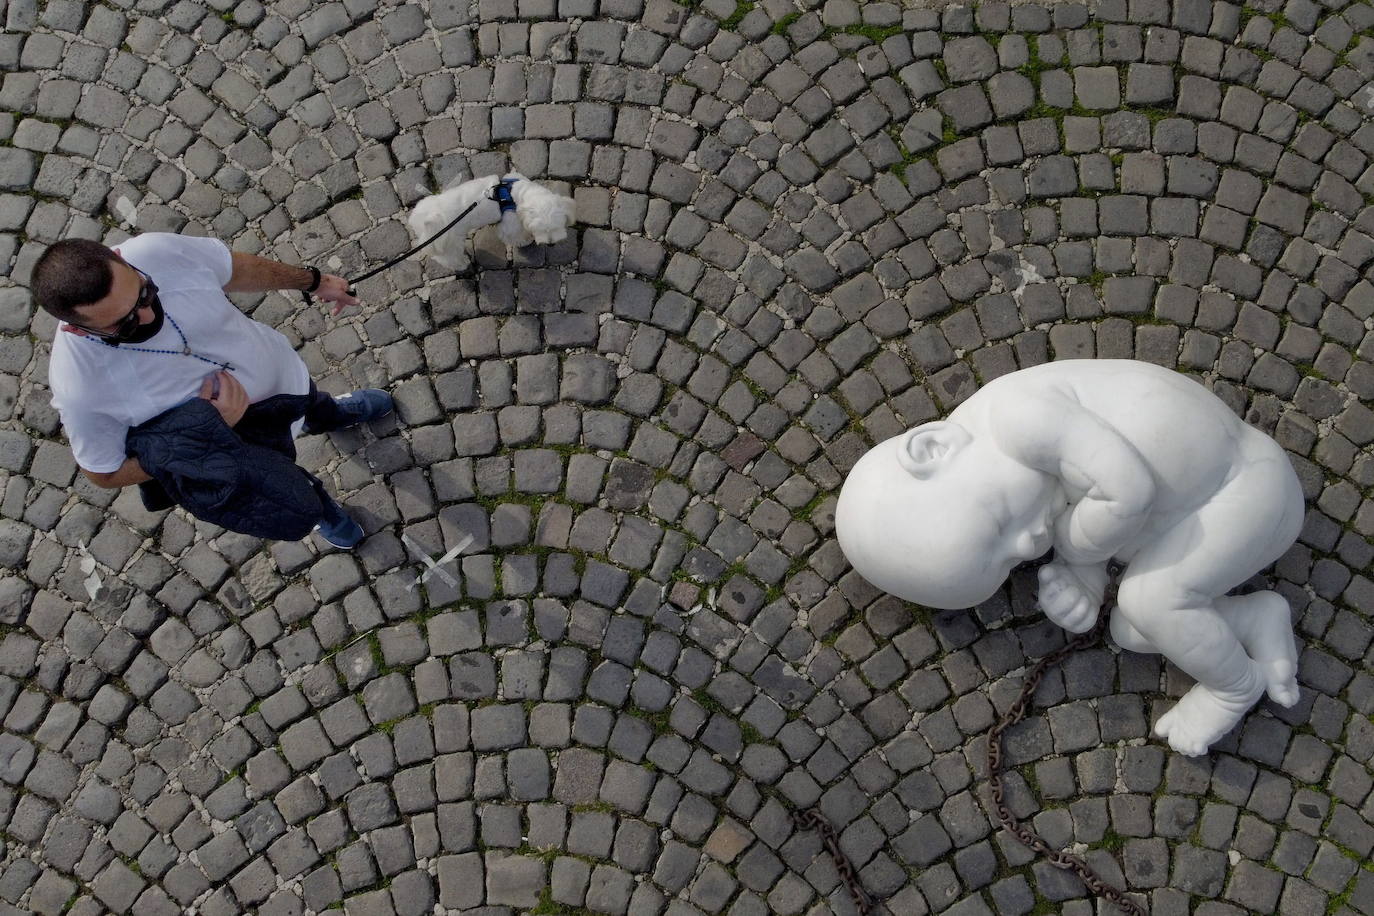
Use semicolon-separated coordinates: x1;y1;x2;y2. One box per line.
114;298;165;345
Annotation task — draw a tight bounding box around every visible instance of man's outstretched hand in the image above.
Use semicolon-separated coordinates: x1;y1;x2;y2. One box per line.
199;370;248;427
314;274;359;316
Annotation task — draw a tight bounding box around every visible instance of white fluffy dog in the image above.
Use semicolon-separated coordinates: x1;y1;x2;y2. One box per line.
407;172;576;271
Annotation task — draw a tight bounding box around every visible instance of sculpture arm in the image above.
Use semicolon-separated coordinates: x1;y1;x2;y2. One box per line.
991;392;1156;565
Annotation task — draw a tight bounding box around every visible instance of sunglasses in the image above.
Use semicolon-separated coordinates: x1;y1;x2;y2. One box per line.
76;266;159;339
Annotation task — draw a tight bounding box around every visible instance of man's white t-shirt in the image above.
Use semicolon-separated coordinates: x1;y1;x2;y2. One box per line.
49;233;311;473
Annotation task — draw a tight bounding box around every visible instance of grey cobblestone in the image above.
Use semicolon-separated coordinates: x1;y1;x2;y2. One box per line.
0;1;1370;913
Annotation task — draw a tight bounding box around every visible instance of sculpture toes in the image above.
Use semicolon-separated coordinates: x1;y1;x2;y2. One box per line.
1168;733;1209;756
1040;583;1089;624
1153;709;1206;756
1267;673;1300;707
1157;683;1257;757
1063;600;1095;633
1038;578;1068;604
1038;596;1071;621
1269;684;1300;707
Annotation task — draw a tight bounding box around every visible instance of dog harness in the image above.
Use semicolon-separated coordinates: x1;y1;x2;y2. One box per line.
491;177;519;213
339;176;526;296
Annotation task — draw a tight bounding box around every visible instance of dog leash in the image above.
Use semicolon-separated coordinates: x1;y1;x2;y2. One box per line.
299;180;518;303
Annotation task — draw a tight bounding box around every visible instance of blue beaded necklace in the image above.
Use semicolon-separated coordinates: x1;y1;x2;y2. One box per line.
79;311;234;372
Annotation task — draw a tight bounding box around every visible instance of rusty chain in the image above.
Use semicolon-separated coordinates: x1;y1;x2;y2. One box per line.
791;807;875;915
985;613;1147;916
791;604;1144;914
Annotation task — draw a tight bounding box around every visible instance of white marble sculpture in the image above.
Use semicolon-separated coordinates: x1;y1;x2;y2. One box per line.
835;360;1305;756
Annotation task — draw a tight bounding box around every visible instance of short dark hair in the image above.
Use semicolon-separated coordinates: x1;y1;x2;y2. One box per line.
30;239;122;323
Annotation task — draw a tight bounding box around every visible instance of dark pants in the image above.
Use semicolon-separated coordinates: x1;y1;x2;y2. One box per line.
132;392;348;539
302;383;354;527
314;479;352;529
303;382;350;434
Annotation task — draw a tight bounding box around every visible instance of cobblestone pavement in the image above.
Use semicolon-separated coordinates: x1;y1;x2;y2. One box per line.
2;0;1374;912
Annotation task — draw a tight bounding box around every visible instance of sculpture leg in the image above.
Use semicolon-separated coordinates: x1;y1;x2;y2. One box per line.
1114;448;1304;756
1108;610;1157;653
1214;592;1300;706
1117;588;1264;756
1109;594;1297;708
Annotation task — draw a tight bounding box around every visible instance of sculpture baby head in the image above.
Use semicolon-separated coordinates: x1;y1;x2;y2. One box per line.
835;420;1064;610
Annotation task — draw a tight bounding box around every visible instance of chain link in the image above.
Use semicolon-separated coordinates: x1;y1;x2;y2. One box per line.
792;608;1145;914
985;614;1148;916
791;807;874;915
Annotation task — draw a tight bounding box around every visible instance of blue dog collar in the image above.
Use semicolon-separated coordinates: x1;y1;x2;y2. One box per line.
491;178;519;214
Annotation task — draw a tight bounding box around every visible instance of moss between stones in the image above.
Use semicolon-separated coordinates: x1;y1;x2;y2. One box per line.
720;0;752;31
623;705;672;735
692;686;728;716
770;11;801;36
837;24;904;44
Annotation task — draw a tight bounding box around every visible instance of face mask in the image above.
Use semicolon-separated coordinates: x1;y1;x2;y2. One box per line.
114;294;164;344
83;267;163;345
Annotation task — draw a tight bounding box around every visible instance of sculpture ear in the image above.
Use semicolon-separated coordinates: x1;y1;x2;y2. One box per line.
896;422;971;479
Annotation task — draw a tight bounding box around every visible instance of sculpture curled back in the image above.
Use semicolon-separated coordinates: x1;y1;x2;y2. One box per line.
835;360;1306;757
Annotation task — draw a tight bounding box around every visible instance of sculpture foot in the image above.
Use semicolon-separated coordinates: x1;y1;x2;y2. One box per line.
1262;657;1299;707
1154;677;1265;757
1250;596;1299;707
1219;591;1299;708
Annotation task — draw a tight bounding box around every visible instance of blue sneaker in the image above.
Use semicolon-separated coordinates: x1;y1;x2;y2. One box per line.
306;389;394;434
314;511;364;549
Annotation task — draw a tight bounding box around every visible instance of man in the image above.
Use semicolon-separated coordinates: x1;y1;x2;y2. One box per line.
32;232;394;548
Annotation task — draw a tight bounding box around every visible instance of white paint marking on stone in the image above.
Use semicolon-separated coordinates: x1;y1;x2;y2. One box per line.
1358;84;1374;114
76;540;102;600
403;532;473;592
113;196;139;228
1010;254;1046;303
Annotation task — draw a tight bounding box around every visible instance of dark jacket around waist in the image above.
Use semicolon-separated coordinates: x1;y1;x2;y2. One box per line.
126;393;323;540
